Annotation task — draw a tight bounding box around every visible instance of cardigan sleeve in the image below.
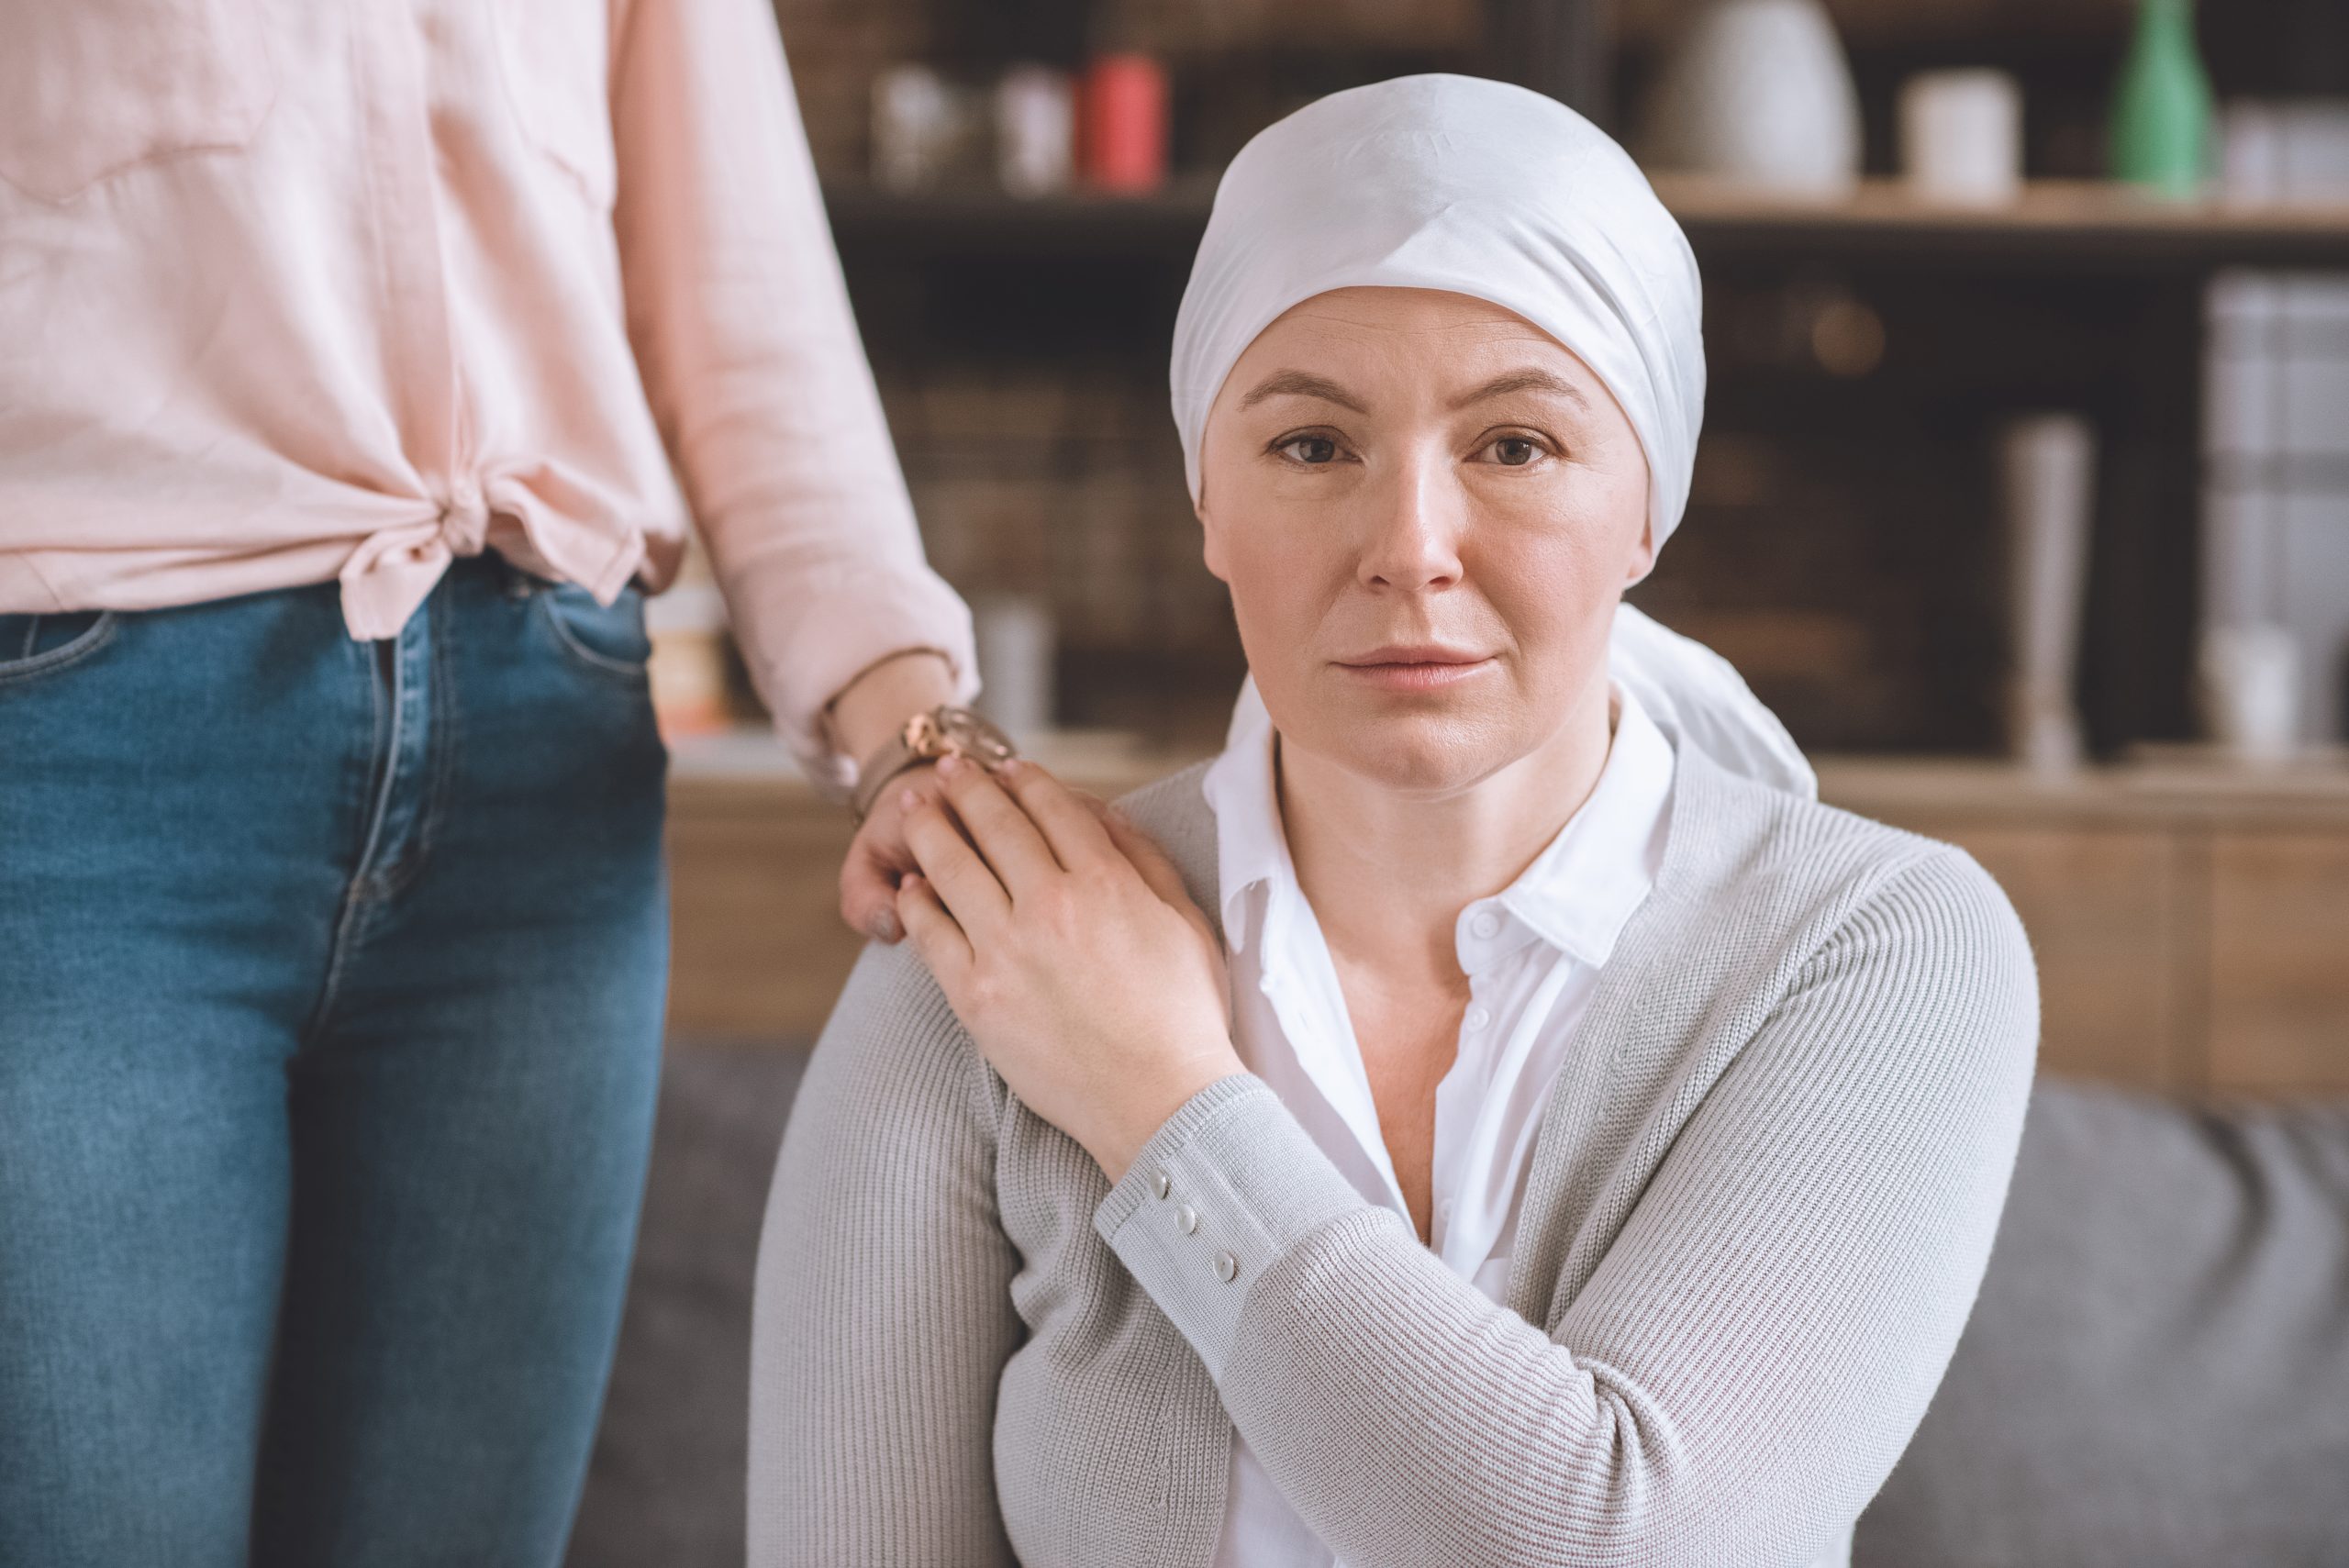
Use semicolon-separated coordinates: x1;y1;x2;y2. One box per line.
1093;843;2041;1568
609;0;976;789
748;941;1022;1566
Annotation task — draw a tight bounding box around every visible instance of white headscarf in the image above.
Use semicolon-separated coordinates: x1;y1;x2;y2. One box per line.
1173;73;1816;798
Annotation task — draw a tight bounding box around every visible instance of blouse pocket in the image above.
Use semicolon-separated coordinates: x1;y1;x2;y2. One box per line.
0;0;275;203
494;0;618;211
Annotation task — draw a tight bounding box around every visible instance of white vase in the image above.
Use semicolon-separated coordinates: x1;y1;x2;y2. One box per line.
1639;0;1863;196
1999;413;2098;773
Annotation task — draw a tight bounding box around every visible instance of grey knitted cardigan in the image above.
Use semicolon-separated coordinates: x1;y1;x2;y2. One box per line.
748;742;2041;1567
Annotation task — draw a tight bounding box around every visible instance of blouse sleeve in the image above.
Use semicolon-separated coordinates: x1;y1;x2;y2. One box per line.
748;941;1023;1566
1092;843;2041;1568
608;0;976;788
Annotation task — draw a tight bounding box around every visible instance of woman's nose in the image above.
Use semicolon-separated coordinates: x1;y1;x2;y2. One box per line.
1356;450;1465;594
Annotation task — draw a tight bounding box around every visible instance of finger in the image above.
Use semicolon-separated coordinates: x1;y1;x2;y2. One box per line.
840;834;907;942
895;873;973;987
933;752;1063;897
901;787;1012;939
994;758;1119;871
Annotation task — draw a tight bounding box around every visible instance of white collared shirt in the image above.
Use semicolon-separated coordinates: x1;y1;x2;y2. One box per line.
1198;674;1676;1568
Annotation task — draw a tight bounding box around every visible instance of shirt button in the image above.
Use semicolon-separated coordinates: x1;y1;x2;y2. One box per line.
1470;910;1501;940
1177;1204;1199;1235
1212;1250;1239;1283
1464;1004;1491;1032
1439;1199;1455;1224
1152;1170;1171;1200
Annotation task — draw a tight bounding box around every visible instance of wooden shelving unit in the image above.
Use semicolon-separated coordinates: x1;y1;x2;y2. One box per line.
825;176;2349;272
1658;177;2349;272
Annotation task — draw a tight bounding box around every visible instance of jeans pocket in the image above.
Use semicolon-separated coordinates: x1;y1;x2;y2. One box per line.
536;582;651;684
0;610;119;688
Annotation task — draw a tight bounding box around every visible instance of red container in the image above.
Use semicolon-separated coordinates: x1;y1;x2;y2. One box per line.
1079;53;1169;194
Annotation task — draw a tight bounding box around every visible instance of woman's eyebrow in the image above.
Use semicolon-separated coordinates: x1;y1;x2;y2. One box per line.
1447;368;1592;411
1239;372;1367;413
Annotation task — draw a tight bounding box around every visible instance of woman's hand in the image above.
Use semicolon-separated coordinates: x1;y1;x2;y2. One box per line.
839;760;946;943
893;753;1245;1184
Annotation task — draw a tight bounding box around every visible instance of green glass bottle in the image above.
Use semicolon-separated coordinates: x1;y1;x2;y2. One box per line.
2109;0;2215;198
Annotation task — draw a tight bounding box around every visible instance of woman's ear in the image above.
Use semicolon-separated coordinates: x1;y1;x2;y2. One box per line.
1197;479;1232;584
1621;515;1656;588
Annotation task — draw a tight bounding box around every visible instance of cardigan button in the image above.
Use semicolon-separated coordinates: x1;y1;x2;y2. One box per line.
1212;1250;1238;1283
1177;1204;1198;1235
1152;1170;1172;1199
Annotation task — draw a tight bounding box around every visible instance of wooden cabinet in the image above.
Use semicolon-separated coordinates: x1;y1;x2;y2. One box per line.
663;733;1181;1042
2208;832;2349;1095
666;737;2349;1097
1819;758;2349;1097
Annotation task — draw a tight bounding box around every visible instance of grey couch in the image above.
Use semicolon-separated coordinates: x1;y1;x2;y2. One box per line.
566;1046;2349;1568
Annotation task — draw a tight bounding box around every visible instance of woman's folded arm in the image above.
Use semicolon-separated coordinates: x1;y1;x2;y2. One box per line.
1093;844;2040;1568
748;942;1023;1566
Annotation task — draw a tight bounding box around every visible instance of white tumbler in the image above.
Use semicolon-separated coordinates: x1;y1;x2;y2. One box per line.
973;593;1056;744
1899;69;2025;206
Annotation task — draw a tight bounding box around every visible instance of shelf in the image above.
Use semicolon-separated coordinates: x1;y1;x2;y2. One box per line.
1812;749;2349;829
666;724;1192;801
1656;177;2349;273
822;176;2349;273
822;177;1215;259
669;722;2349;828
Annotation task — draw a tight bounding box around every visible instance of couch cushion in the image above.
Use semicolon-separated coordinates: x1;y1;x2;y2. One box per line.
1855;1073;2349;1568
566;1042;809;1568
573;1054;2349;1567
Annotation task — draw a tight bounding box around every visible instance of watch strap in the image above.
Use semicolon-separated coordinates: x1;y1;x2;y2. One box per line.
848;704;1018;822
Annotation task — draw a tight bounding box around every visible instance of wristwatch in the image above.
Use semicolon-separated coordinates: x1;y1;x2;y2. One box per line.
849;704;1017;823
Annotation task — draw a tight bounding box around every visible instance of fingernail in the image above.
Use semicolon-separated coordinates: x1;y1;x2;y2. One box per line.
868;907;902;942
936;752;965;778
899;786;920;812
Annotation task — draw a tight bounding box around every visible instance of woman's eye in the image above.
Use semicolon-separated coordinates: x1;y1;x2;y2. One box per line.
1279;435;1340;465
1488;436;1540;467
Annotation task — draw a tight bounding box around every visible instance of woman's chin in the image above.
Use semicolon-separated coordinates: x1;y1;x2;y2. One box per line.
1293;706;1522;797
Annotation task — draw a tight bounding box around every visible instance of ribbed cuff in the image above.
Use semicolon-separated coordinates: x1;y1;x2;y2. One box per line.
1094;1073;1367;1382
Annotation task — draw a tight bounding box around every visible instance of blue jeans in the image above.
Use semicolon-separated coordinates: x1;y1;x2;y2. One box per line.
0;552;670;1567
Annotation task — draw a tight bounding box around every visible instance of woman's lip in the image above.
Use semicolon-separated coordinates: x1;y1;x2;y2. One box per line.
1333;656;1495;692
1341;645;1487;665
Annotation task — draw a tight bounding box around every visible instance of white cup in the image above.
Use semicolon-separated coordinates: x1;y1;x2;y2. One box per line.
996;65;1074;198
2199;622;2301;760
873;65;963;192
1899;69;2023;206
974;593;1056;744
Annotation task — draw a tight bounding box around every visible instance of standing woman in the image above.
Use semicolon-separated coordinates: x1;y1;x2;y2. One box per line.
0;1;974;1562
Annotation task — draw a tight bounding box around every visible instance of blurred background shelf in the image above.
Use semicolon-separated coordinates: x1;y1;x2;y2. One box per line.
1659;176;2349;271
827;175;2349;272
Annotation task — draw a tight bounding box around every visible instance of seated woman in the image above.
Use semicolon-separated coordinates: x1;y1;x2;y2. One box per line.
749;74;2038;1568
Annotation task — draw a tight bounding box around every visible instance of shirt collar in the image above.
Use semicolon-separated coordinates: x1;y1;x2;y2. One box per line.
1482;680;1674;970
1200;673;1676;972
1200;673;1289;957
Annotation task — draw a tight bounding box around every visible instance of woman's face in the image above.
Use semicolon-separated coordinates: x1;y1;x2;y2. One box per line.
1197;286;1654;795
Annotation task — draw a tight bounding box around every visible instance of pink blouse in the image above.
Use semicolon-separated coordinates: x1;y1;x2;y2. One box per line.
0;0;974;781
